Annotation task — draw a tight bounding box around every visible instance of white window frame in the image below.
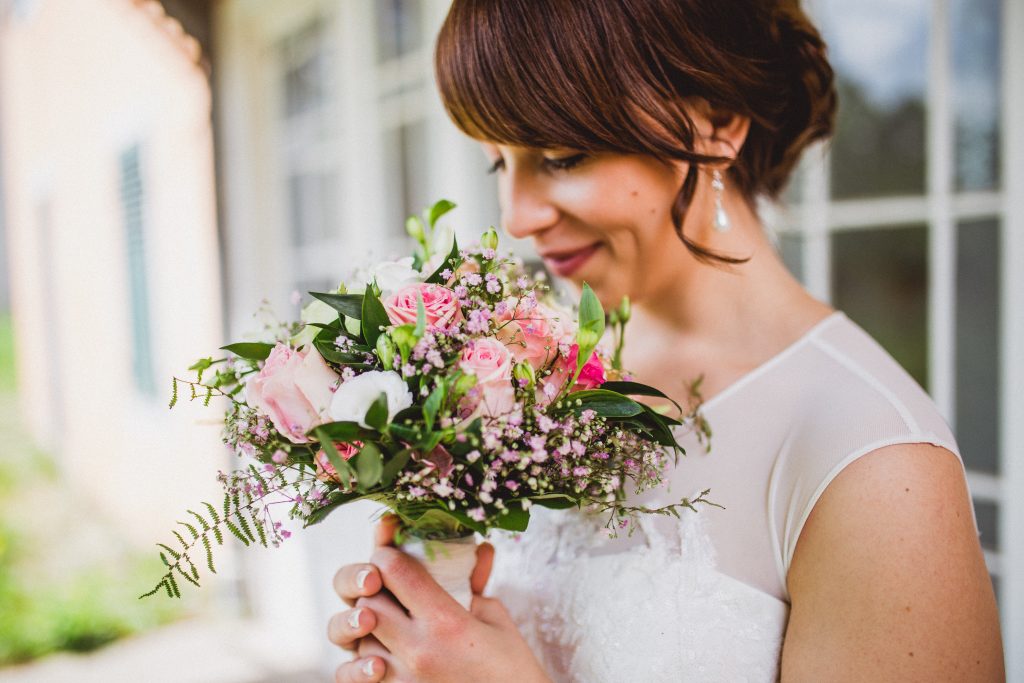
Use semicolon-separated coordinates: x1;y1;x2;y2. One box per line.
783;1;1022;674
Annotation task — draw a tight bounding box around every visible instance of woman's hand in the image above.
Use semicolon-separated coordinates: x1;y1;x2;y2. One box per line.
328;516;552;683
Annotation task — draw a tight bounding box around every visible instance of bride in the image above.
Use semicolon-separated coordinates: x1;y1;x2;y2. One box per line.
326;1;1004;680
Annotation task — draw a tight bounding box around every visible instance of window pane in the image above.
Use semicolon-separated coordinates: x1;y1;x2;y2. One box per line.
376;0;422;63
952;0;1001;192
956;218;1000;474
831;225;929;390
777;232;805;285
281;21;330;120
288;171;338;247
815;0;928;199
973;500;999;552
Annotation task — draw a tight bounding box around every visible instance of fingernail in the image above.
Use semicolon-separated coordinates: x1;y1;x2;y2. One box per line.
362;658;376;677
356;568;371;590
347;608;362;630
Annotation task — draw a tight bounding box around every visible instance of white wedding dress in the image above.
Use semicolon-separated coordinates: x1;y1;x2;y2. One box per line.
485;311;973;682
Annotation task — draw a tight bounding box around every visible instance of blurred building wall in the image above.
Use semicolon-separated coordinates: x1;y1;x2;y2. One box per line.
0;0;225;547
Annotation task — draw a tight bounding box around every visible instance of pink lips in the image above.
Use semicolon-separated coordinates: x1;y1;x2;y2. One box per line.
541;244;600;278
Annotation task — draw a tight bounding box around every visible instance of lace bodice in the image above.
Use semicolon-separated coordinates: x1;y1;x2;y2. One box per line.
485;312;970;682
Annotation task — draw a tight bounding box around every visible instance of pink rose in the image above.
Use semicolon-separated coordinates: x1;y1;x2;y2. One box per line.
544;344;607;398
459;337;517;418
384;283;461;329
460;337;513;384
245;343;341;444
314;441;361;483
496;301;572;370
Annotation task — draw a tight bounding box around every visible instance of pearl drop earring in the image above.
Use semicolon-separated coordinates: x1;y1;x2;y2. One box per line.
711;169;730;233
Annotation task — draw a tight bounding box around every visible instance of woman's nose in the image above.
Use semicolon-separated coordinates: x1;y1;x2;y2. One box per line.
500;173;560;240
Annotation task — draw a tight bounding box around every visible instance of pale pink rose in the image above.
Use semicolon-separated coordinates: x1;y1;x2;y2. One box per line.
245;343;341;444
314;441;361;483
460;337;513;384
496;301;572;370
458;337;517;418
384;283;461;329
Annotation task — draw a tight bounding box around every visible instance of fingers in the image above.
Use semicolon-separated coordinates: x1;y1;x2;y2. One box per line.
374;514;400;548
355;590;414;652
470;594;514;628
327;606;377;651
334;654;386;683
333;563;383;607
470;541;495;595
370;545;461;617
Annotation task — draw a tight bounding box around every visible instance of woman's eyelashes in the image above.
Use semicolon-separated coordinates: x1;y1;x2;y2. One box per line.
485;152;588;175
543;152;588;171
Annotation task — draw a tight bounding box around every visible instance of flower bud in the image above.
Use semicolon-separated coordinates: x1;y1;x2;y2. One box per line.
513;361;536;387
481;227;499;251
376;334;396;370
406;216;425;242
576;328;599;351
617;296;631;323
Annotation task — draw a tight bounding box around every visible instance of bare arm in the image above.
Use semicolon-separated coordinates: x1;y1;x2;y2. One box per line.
780;443;1004;682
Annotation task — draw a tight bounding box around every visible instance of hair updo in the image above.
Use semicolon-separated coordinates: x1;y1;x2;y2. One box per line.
434;0;837;264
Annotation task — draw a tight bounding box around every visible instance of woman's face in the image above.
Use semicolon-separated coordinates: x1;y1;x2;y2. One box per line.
481;143;701;308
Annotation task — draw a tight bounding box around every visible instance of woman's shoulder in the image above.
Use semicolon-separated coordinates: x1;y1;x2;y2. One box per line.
766;312;967;592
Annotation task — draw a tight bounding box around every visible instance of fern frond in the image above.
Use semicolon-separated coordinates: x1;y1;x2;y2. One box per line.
203;501;221;526
157;543;181;560
172;529;190;550
225;520;250;546
201;534;216;574
188;509;211;531
169;378;180;409
178;521;200;540
167;574;181;598
250;511;268;547
236;514;256;543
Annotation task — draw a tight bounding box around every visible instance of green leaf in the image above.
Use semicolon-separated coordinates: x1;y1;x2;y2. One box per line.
313;340;371;366
388;423;419;444
414;291;427;338
563;389;644;417
220;342;275;361
311;421;367;442
422;383;445;429
354;442;384;491
425;236;461;285
529;494;578;510
427;199;456;228
380;448;412;486
364;392;390;431
574;282;605;371
310;291;364;319
361;290;390;349
494;503;531;532
599;380;683;415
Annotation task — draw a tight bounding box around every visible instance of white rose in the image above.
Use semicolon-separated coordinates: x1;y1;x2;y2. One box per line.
328;370;413;428
291;298;340;348
355;257;421;296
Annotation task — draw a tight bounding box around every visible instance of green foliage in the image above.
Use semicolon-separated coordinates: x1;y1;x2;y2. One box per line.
141;491;268;599
354;442;384;491
219;342;275;361
309;292;364;319
360;290;390;349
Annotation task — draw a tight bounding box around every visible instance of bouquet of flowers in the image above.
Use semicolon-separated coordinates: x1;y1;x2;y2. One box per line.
142;200;711;607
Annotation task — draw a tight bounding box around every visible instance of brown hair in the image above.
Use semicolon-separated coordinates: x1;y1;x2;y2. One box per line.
434;0;837;264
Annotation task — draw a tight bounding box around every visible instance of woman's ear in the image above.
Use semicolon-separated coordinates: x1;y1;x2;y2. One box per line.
686;97;750;165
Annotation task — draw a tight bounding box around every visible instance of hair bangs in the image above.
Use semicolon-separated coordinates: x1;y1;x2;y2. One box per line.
434;0;635;152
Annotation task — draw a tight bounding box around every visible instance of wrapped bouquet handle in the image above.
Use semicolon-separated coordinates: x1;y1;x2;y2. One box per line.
401;535;478;609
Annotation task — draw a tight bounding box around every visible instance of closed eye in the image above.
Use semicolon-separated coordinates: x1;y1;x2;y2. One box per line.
543;153;588;172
